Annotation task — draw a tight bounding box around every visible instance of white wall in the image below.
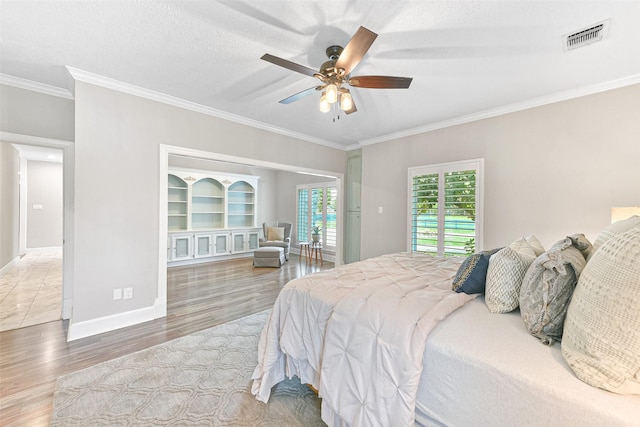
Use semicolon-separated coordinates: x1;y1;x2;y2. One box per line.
0;143;19;269
72;81;347;327
25;160;63;248
360;84;640;260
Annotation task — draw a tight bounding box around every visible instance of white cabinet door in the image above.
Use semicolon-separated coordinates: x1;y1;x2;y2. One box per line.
193;233;213;258
345;212;361;263
171;234;193;261
231;230;260;253
231;232;246;253
213;233;230;256
347;154;362;212
247;231;259;250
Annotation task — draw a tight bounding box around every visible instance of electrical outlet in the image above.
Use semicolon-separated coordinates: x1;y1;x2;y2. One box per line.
123;287;133;299
113;288;122;300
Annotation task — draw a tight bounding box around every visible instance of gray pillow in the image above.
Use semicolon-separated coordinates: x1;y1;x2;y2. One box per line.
519;234;591;345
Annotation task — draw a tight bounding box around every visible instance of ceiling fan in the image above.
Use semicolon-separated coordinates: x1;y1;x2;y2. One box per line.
261;26;413;115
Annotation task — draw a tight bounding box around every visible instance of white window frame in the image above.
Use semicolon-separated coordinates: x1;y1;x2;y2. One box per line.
296;181;338;250
407;158;484;256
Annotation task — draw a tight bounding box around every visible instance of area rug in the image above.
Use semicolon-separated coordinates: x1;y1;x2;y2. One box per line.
51;310;325;426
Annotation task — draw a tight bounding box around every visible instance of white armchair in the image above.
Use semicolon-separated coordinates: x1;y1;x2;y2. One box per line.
259;222;292;261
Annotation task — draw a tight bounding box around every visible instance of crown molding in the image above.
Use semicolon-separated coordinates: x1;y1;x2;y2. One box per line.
0;131;72;148
0;74;74;100
65;67;347;151
359;73;640;146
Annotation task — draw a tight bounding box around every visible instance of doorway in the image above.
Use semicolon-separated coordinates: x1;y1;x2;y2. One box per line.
156;144;344;319
0;138;73;332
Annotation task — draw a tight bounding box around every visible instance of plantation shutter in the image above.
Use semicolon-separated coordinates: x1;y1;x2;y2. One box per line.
411;173;439;255
312;188;323;232
297;188;309;242
325;187;337;247
296;183;338;250
409;160;483;256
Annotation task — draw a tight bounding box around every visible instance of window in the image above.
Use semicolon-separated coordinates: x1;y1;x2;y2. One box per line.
297;182;338;249
408;159;483;256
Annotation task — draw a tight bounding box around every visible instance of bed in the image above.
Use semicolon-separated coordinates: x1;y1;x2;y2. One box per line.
251;221;640;426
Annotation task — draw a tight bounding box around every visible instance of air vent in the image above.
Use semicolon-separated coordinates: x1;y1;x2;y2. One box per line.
563;20;610;51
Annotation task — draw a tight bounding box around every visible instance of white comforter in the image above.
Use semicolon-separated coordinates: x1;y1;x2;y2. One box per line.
251;252;474;426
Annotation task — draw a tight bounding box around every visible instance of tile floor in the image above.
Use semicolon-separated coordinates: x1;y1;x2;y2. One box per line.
0;249;62;332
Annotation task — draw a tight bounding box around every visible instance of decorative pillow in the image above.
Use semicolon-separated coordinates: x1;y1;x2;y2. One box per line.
562;226;640;394
587;215;640;261
519;234;590;345
267;226;285;241
452;248;502;294
525;235;545;257
485;238;537;313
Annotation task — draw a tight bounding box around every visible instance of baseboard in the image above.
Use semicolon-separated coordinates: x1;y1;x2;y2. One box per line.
0;256;20;277
24;245;63;253
67;305;156;341
62;298;72;320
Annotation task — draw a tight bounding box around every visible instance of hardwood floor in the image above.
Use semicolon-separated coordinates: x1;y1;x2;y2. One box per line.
0;254;333;426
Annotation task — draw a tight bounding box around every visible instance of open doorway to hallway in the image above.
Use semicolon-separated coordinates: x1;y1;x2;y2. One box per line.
0;143;63;332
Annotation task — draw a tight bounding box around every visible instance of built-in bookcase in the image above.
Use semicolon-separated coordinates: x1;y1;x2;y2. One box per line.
168;175;188;231
191;178;225;229
228;181;255;228
167;170;259;265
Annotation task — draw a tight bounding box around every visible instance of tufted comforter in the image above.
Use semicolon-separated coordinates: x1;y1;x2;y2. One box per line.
251;252;474;426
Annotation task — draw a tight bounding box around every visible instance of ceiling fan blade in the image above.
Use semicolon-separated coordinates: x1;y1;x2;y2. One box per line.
348;75;413;89
279;86;323;104
335;26;377;76
261;54;318;78
343;98;357;115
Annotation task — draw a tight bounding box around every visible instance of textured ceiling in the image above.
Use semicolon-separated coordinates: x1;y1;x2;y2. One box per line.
1;1;639;149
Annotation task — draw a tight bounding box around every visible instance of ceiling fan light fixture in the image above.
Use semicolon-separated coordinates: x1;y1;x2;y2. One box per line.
261;25;413;117
326;83;338;104
340;90;353;111
319;93;330;113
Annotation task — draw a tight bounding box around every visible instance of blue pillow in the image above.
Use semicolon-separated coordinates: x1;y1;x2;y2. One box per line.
452;248;501;294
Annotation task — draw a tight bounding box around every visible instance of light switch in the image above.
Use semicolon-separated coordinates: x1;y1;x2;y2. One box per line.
33;204;43;210
378;206;383;214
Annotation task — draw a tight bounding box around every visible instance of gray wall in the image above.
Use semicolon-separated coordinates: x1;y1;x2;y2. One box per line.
72;81;347;323
26;160;63;248
0;143;20;269
360;84;640;259
0;84;75;141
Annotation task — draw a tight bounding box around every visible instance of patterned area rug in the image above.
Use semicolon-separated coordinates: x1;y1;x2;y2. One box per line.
51;310;325;426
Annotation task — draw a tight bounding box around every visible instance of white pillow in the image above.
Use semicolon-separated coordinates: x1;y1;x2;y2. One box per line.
562;226;640;394
485;237;537;313
587;215;640;261
267;226;285;241
525;235;545;257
